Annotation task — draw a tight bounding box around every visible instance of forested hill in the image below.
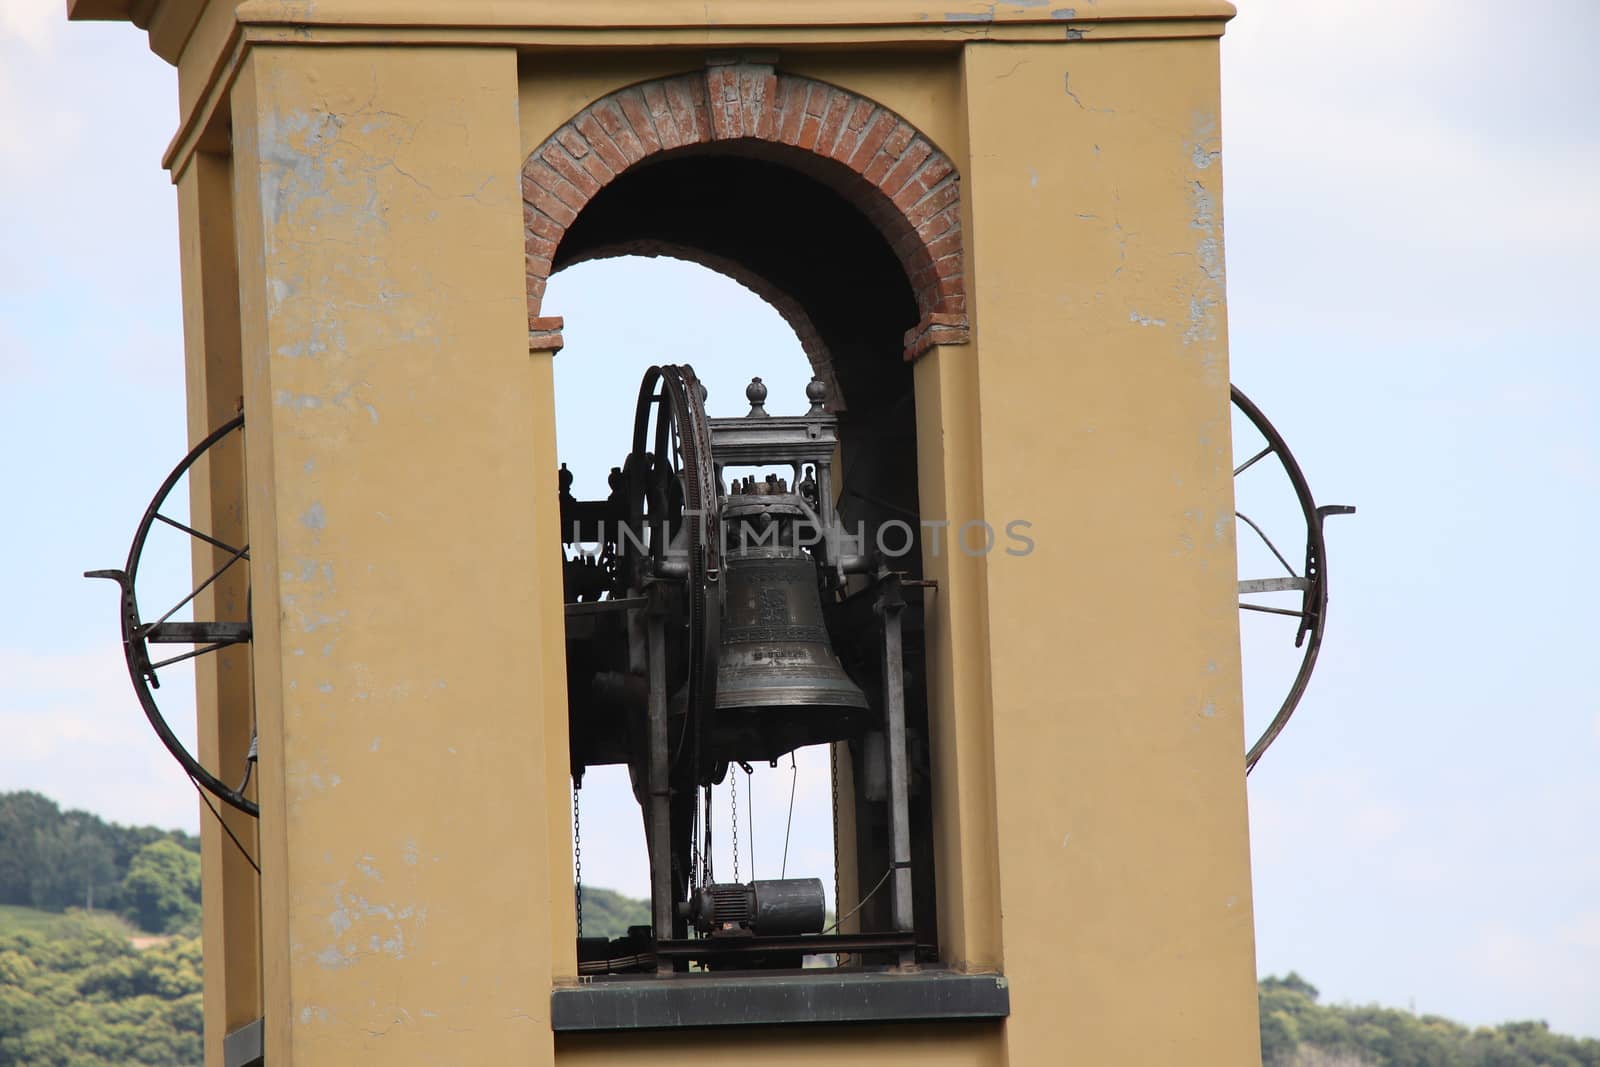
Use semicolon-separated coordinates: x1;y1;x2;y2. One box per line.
4;790;1599;1067
0;790;200;933
1259;974;1600;1067
1;790;205;1065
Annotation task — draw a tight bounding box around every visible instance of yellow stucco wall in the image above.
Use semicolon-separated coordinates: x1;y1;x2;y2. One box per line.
229;43;562;1066
85;1;1263;1064
961;39;1260;1064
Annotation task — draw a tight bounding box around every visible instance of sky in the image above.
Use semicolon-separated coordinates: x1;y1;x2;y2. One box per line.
2;0;1597;1039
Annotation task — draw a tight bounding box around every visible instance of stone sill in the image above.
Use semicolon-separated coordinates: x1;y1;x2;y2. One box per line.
552;968;1010;1032
223;1018;263;1067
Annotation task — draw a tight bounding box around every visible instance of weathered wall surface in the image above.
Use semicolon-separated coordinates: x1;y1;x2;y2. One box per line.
229;44;562;1066
960;38;1260;1067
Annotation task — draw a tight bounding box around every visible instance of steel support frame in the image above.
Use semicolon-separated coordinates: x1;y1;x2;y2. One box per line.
643;585;674;974
876;571;915;964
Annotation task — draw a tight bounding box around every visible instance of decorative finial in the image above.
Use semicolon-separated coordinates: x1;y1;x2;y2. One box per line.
558;463;574;498
805;377;828;414
746;376;769;417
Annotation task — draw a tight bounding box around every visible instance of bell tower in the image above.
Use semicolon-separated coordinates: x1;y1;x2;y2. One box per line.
72;2;1261;1065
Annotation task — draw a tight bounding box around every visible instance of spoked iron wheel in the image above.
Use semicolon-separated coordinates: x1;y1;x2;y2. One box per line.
87;414;258;816
624;365;723;770
624;365;725;923
1231;385;1354;773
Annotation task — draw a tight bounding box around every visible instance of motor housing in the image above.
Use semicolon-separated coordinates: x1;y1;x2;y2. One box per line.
682;878;826;938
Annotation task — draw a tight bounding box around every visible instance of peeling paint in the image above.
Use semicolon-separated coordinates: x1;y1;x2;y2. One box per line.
301;502;326;530
1182;179;1224;356
1129;311;1166;328
1187;111;1221;170
275;390;322;411
315;880;427;970
301;611;349;633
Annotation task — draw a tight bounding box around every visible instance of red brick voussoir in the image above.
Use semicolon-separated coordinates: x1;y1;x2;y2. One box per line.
521;64;968;362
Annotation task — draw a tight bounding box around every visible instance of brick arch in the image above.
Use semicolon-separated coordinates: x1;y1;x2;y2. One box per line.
522;63;969;364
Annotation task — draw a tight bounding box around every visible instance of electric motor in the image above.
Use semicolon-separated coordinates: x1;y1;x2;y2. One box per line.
682;878;826;937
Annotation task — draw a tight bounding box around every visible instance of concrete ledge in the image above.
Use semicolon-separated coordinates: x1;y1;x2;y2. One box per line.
551;969;1010;1032
223;1018;264;1067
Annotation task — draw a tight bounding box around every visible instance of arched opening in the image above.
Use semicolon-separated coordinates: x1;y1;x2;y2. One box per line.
556;148;924;526
550;256;831;927
534;66;960;976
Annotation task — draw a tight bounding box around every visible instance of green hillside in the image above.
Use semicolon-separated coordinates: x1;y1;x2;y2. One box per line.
0;913;202;1066
0;790;201;935
0;902;140;940
578;885;651;940
1259;974;1600;1067
4;791;1598;1067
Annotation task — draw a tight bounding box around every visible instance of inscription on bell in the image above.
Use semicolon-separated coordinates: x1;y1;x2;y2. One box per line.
758;588;788;623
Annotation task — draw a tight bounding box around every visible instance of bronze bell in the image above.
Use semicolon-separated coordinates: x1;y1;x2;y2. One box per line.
713;475;869;763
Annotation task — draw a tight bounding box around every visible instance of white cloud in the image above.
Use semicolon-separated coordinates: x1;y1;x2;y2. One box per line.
0;0;62;53
1;644;201;832
1457;921;1600;1028
1221;0;1600;345
1566;913;1600;952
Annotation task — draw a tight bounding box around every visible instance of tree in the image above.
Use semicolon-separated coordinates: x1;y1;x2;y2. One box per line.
120;840;201;935
0;791;60;904
1256;972;1600;1067
1263;972;1322;1002
0;791;199;916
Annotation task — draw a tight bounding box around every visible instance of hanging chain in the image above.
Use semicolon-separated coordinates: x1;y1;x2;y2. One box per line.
730;773;740;884
830;743;841;927
702;784;715;885
573;781;583;938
